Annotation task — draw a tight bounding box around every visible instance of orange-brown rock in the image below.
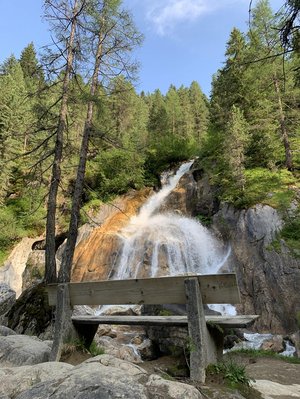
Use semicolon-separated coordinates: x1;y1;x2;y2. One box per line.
71;188;152;282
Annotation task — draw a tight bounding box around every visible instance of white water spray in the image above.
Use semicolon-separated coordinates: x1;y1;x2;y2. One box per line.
110;161;232;299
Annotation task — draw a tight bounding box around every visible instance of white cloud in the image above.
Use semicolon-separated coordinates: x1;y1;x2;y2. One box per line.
145;0;247;36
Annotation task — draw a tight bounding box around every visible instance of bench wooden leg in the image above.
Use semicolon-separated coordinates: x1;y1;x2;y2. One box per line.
185;277;208;383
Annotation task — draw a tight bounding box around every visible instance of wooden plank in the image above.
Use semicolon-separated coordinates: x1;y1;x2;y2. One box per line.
47;273;240;306
71;314;259;328
206;315;259;328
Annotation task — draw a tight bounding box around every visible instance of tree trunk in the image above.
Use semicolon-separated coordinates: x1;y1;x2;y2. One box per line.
50;29;103;363
273;77;293;171
44;0;79;284
59;33;103;283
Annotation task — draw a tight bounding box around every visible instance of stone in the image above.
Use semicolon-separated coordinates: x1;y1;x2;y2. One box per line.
98;324;118;338
70;188;152;283
290;331;300;358
95;336;142;364
136;338;157;360
146;374;203;399
0;237;39;298
260;335;284;353
6;283;53;337
0;362;73;398
85;354;147;377
15;360;149;399
0;283;15;317
0;325;17;336
22;251;45;291
0;335;51;366
213;201;300;334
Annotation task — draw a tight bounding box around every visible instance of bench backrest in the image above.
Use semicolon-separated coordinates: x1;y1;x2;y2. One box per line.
47;273;240;306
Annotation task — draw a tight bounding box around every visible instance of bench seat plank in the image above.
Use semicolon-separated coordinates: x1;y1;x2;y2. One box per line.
71;314;259;328
47;273;240;306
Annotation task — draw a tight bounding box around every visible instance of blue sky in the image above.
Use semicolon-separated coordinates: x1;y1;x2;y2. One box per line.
1;0;283;96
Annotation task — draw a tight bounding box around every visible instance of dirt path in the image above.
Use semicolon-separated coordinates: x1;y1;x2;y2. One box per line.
245;357;300;399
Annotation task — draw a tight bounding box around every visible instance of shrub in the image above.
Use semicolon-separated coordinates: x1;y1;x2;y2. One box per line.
207;360;252;387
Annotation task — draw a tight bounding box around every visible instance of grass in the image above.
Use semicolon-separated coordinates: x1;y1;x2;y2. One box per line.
89;341;105;356
206;360;252;388
229;348;300;364
62;339;104;357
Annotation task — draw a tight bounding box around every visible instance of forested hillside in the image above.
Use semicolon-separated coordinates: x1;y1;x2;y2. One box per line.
0;0;299;264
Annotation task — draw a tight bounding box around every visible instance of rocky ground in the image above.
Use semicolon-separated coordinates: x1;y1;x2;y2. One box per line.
63;349;300;399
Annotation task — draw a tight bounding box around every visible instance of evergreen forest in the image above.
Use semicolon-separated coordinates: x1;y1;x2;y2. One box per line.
0;0;299;267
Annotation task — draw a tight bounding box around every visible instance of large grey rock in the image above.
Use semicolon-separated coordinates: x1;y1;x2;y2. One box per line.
0;335;51;366
213;202;300;334
146;374;203;399
15;360;149;399
85;354;147;376
0;238;38;298
0;325;17;336
0;283;16;317
0;362;73;398
22;251;45;291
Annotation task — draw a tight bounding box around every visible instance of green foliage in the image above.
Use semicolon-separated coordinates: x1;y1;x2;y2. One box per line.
220;168;297;209
89;341;105;356
0;207;23;248
195;214;212;226
207;360;252;387
158;309;173;316
87;148;145;200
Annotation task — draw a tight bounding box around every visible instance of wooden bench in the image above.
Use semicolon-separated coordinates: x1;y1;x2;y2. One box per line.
47;273;259;383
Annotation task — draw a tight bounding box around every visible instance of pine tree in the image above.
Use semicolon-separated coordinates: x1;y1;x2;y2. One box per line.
248;0;293;169
188;81;209;144
0;59;31;201
223;106;249;195
210;28;248;130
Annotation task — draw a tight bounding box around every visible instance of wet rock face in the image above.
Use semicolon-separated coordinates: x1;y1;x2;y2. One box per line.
6;283;53;337
71;188;152;282
22;251;45;291
213;203;300;334
0;283;16;319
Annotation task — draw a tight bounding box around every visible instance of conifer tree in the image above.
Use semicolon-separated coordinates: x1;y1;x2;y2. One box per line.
223;106;249;195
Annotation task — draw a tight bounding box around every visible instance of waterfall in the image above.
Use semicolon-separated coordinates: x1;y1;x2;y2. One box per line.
109;160;231;285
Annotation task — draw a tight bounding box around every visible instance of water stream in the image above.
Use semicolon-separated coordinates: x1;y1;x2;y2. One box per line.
109;160;231;282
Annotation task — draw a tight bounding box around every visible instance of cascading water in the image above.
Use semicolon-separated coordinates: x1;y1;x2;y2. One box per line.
107;161;233;314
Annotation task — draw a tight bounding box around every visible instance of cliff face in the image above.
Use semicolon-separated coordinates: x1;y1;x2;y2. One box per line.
184;168;300;334
213;204;300;334
71;188;152;282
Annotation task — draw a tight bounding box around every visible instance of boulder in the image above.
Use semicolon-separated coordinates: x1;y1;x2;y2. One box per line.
0;283;16;318
146;374;203;399
0;325;17;336
0;237;38;297
290;331;300;358
22;251;45;291
15;359;149;399
0;362;73;398
94;335;142;364
6;283;53;337
0;335;51;366
260;335;284;353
